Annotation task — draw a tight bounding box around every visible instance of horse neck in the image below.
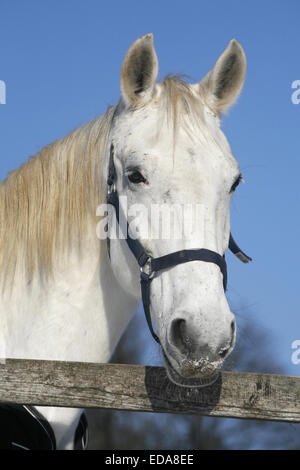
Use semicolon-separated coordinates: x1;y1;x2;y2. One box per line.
0;120;138;364
0;232;137;363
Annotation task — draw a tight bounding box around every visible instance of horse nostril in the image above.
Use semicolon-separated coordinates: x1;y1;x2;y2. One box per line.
169;318;191;354
230;320;236;347
219;347;230;359
219;320;236;359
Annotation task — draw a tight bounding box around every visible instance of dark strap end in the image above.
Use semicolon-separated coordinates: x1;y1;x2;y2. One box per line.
234;251;252;264
229;233;252;264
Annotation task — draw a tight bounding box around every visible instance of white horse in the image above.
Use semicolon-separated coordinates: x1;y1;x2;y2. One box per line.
0;34;247;449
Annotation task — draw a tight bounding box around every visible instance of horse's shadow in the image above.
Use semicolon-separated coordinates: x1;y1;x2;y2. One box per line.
144;366;222;416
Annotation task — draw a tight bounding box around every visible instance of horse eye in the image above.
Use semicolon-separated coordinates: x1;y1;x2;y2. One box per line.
128;171;146;184
230;174;242;193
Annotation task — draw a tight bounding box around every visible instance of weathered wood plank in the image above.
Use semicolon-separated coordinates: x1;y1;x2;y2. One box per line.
0;359;299;423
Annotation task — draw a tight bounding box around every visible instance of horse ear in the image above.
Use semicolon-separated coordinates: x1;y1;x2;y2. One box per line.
199;39;246;115
121;33;158;107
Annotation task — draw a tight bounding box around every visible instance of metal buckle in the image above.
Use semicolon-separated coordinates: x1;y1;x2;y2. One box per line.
107;180;115;196
140;256;154;281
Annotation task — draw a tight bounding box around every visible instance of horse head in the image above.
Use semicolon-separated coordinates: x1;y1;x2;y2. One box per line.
107;34;247;387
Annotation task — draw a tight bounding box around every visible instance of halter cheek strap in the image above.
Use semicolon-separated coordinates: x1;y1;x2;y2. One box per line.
106;144;251;344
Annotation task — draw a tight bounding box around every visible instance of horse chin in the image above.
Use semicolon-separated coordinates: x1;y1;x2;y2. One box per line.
163;352;220;388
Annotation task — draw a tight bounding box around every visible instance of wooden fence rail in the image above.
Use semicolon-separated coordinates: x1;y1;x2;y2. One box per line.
0;358;299;423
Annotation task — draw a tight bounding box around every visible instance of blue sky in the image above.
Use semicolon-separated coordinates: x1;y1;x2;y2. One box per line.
0;0;299;376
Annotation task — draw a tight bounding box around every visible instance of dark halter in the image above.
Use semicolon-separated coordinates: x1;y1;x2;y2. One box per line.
106;144;251;344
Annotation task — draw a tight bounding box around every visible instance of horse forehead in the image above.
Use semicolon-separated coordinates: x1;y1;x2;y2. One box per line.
114;106;238;172
115;119;217;161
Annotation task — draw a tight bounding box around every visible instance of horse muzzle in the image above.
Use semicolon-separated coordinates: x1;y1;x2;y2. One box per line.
162;315;236;387
162;349;221;388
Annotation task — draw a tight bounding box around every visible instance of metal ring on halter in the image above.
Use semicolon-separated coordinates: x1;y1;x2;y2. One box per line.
140;256;155;281
107;181;115;196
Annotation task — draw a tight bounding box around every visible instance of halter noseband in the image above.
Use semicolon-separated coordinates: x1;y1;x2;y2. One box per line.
106;144;251;344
